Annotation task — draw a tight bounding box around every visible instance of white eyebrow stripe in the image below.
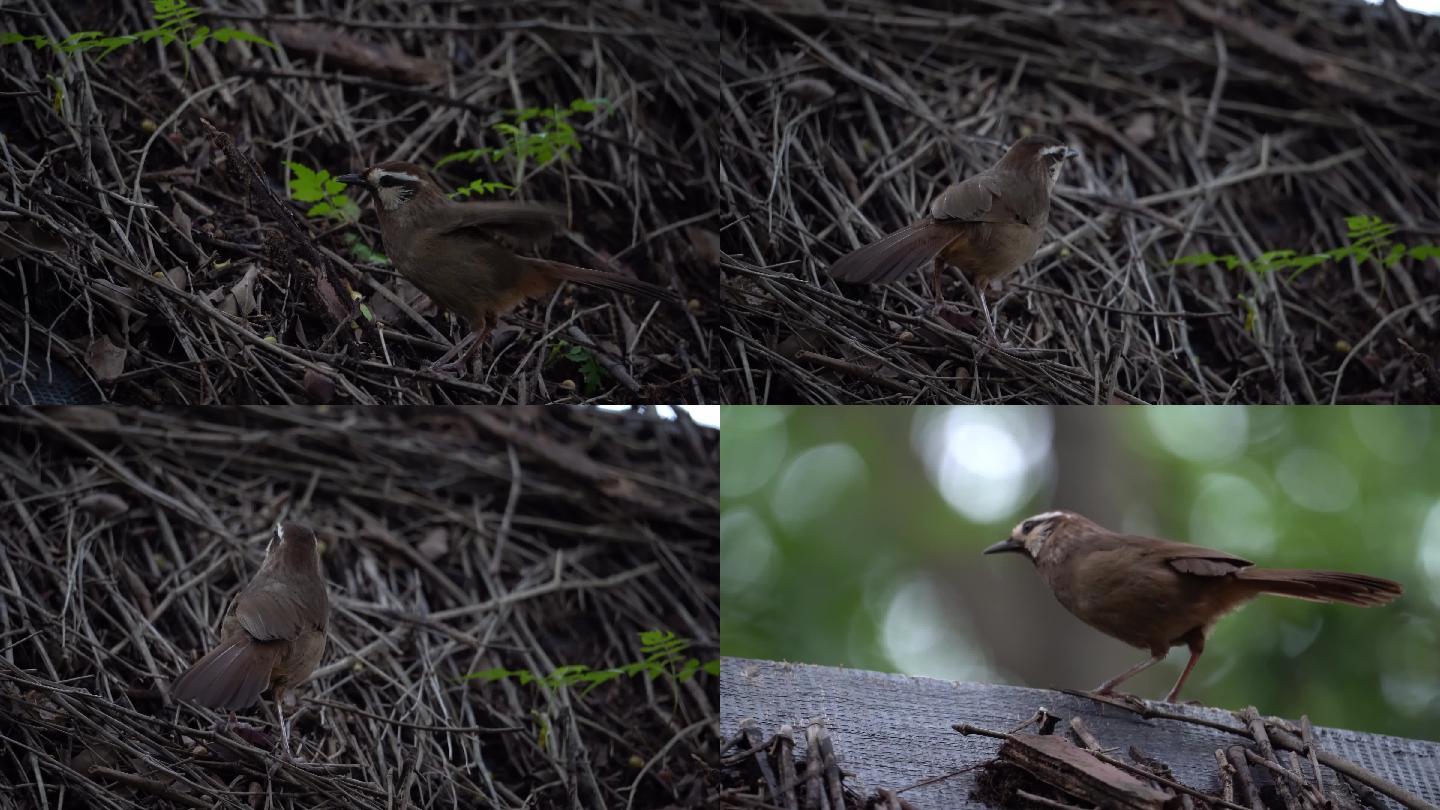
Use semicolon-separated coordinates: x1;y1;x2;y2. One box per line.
375;170;420;182
1039;145;1069;157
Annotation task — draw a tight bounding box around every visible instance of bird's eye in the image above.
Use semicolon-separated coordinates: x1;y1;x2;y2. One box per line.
1022;519;1039;533
377;175;401;188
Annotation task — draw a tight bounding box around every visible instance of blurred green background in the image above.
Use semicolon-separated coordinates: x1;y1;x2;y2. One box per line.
720;406;1440;741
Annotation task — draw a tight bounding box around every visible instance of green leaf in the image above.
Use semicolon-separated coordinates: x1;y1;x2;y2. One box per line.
1;33;50;49
307;201;335;217
186;25;210;48
285;161;327;202
436;148;487;168
94;35;138;58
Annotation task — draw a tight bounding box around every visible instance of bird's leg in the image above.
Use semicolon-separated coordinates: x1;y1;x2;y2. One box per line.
274;687;292;759
458;316;493;371
929;256;947;314
1093;650;1167;695
970;277;999;343
432;317;492;375
1163;633;1206;703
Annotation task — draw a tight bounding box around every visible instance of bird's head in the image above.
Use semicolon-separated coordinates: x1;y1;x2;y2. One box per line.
998;135;1079;193
337;161;438;211
263;522;323;575
983;510;1076;561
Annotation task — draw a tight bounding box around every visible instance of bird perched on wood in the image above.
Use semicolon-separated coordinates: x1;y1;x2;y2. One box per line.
984;510;1402;703
338;161;676;369
828;135;1077;323
172;522;329;755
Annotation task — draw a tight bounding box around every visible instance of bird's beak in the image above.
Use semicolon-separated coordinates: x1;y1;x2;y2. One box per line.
337;173;366;187
983;537;1026;555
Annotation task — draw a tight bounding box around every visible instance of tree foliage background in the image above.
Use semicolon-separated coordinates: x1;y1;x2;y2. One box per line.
721;406;1440;742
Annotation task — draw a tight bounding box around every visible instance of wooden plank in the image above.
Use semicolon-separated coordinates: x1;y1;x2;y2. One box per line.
721;657;1440;809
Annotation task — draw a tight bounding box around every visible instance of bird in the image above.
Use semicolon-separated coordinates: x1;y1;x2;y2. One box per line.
337;161;676;369
828;134;1077;323
983;510;1402;703
172;522;329;756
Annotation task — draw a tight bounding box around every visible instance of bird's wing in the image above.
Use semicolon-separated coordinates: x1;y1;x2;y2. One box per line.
428;201;566;246
1159;542;1254;577
929;175;1008;223
233;582;312;641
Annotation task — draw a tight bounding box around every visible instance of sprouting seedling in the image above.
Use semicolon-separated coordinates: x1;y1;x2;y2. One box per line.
284;161;386;266
460;631;718;696
448;179;514;200
285;161;360;223
436;97;609;178
0;0;274;59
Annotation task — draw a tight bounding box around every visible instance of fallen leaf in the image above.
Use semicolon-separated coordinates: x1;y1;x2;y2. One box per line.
85;336;126;381
77;493;129;518
221;264;261;317
1124;112;1156;146
417;527;448;562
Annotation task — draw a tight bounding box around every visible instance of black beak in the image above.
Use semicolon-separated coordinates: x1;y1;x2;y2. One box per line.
983;538;1026;556
337;172;366;187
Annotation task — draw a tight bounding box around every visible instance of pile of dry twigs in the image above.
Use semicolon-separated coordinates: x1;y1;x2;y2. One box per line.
718;0;1440;403
0;406;718;808
0;0;719;404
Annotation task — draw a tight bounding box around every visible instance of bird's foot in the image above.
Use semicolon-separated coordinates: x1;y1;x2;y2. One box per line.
927;300;984;332
1084;689;1150;713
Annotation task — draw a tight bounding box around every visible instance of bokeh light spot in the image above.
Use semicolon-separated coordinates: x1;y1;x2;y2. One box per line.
1146;408;1248;462
1189;473;1274;555
1275;448;1359;513
770;443;868;530
917;407;1052;523
720;507;777;596
720;410;789;499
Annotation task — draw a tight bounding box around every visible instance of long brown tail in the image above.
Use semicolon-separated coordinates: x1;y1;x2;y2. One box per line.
526;258;678;304
1237;568;1402;606
828;220;964;284
172;637;280;710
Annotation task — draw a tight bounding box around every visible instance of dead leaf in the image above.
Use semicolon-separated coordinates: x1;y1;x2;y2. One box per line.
303;368;335;404
85;336;126;381
417;527;449;562
77;493;129;518
221;264;261;317
785;78;835;104
1123;112;1156;146
686;226;721;265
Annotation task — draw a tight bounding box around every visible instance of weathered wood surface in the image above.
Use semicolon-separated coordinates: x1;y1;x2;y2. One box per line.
721;657;1440;809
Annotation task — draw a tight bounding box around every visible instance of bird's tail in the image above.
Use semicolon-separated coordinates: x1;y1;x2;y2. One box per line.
172;638;281;710
527;258;678;304
828;220;965;284
1237;568;1402;606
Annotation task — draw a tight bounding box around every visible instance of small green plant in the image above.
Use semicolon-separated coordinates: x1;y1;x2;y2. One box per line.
285;161;360;222
462;631;718;696
448;179;513;200
437;97;608;171
0;0;274;59
547;340;606;394
284;160;387;266
1171;215;1440;282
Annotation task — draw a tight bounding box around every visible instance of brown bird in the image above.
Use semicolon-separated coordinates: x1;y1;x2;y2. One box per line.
829;135;1076;321
172;522;329;755
984;510;1402;702
338;161;676;369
